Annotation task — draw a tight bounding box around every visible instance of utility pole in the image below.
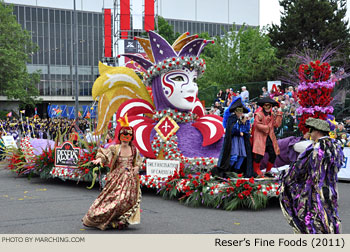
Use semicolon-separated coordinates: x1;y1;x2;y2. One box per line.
74;0;79;119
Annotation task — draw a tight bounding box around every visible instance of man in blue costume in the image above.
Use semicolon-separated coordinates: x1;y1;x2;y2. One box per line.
279;117;344;233
212;97;254;178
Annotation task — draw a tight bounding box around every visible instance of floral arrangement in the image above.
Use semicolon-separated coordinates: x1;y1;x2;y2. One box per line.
33;147;55;179
296;60;335;134
2;127;279;211
157;165;277;210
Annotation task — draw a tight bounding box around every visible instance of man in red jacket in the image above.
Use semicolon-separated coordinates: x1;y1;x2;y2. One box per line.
252;97;283;177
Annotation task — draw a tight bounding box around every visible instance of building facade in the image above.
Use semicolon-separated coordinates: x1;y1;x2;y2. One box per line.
0;3;105;117
1;0;259;117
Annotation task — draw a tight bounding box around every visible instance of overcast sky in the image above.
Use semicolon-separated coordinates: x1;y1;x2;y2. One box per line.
4;0;350;27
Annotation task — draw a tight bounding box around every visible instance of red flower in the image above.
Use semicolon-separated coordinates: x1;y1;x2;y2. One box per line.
238;193;244;199
84;168;90;174
238;174;243;178
263;191;267;196
243;190;251;196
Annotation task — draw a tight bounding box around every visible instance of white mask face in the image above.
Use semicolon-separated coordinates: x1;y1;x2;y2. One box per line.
161;68;198;111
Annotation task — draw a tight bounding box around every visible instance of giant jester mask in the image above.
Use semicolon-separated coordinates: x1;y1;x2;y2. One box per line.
121;31;213;112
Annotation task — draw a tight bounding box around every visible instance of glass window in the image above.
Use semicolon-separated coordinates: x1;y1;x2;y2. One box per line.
50;23;54;36
38;38;44;64
50;39;55;64
61;82;67;96
38;8;42;22
19;6;24;21
61;11;65;24
44;23;48;37
49;10;54;23
39;81;44;95
51;82;56;96
55;10;59;23
88;13;92;26
26;21;31;32
12;6;18;19
43;9;48;23
25;7;30;21
31;7;36;21
38;22;43;37
44;81;50;95
83;13;87;25
66;11;71;24
98;15;102;27
93;14;98;26
79;82;84;95
78;12;82;25
67;81;72;96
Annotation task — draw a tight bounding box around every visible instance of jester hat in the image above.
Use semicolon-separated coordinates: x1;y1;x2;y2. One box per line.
120;31;214;86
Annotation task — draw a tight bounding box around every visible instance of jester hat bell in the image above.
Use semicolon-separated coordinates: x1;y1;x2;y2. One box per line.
119;31;214;85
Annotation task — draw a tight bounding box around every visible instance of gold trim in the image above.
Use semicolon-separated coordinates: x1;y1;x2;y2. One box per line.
154;116;179;141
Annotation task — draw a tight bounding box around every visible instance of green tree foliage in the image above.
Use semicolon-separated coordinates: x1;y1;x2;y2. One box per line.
157;16;180;44
198;25;280;90
268;0;350;63
0;1;40;108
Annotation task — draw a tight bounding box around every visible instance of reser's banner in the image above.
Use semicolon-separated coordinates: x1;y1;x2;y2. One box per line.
54;141;80;168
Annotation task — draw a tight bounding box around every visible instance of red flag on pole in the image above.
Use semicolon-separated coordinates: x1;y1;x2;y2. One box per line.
120;0;130;39
145;0;155;31
104;9;112;57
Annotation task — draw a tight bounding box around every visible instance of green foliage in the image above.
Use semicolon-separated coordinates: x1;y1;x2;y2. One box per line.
157;16;177;45
268;0;350;64
0;1;40;107
198;25;280;92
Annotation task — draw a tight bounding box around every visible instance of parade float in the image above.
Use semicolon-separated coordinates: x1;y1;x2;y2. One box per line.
1;31;293;211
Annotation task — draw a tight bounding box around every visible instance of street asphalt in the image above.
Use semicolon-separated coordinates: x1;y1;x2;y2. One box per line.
0;165;349;234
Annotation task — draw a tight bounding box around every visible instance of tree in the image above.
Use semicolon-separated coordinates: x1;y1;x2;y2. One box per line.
197;25;280;90
0;1;40;108
268;0;350;64
156;16;179;45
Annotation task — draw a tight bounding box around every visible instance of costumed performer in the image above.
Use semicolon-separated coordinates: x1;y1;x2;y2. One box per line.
251;97;282;177
82;114;142;230
212;97;253;178
279;118;344;234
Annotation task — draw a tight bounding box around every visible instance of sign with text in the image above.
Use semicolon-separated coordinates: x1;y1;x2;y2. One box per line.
1;135;17;148
54;141;80;168
339;147;350;180
267;81;281;93
146;159;179;177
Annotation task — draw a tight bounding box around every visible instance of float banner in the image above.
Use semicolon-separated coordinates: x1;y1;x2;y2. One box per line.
54;141;80;168
339;147;350;180
146;159;179;177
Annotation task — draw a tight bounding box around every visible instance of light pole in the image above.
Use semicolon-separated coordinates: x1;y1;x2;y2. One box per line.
74;0;79;120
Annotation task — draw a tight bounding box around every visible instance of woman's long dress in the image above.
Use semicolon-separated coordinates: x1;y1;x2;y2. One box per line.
82;146;141;230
